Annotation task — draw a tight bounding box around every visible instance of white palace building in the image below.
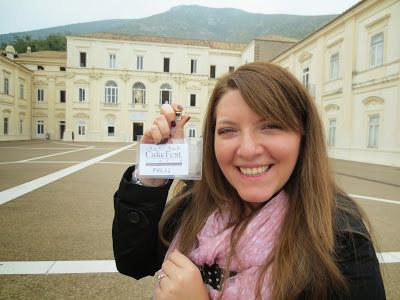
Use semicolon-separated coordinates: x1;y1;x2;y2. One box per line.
1;0;399;166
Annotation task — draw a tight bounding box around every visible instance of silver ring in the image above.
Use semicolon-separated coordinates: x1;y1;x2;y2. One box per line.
157;272;167;287
157;273;166;281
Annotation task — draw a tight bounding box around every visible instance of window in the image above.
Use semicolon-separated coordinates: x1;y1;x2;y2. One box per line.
109;53;116;69
329;53;339;80
163;57;170;72
302;67;310;88
210;65;216;78
191;59;197;74
19;84;24;98
104;81;118;103
3;118;8;135
37;89;44;101
4;78;9;94
60;67;66;71
80;52;87;67
37;120;44;135
370;32;383;67
19;120;23;134
108;126;115;136
229;66;235;72
137;55;143;70
189;128;196;138
160;83;172;104
60;90;66;103
132;82;146;104
37;66;44;70
328;119;336;146
77;121;86;136
79;88;86;102
367;115;379;148
190;94;196;107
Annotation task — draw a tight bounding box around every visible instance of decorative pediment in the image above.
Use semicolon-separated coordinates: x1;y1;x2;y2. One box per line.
19;111;26;116
120;73;131;82
362;97;384;106
32;111;48;117
173;76;187;85
73;112;89;119
324;104;340;112
298;51;312;63
366;13;390;29
186;85;201;91
148;76;159;83
105;113;116;120
55;112;65;118
89;72;102;80
2;109;12;114
326;37;344;49
33;80;47;86
73;79;89;85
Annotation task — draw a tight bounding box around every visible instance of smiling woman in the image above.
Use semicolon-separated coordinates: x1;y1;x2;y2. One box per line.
112;62;385;300
214;89;301;204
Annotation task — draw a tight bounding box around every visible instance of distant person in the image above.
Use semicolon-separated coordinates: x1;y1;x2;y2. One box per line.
72;131;74;142
112;62;385;299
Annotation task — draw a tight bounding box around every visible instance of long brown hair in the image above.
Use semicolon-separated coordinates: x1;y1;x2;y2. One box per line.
160;62;365;299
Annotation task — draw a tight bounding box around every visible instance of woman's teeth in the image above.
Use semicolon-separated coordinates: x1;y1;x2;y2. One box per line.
239;165;270;176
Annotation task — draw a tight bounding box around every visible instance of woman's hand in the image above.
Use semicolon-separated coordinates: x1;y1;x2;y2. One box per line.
155;249;209;300
138;103;190;186
142;103;190;144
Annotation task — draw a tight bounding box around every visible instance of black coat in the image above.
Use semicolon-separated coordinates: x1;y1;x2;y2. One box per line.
112;166;386;299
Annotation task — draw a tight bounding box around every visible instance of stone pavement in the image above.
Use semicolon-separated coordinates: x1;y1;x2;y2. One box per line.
0;141;398;299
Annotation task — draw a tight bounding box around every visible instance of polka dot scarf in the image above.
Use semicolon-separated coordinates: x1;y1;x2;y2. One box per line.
188;191;288;299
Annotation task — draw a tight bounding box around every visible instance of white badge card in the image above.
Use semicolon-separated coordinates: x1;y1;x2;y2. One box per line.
139;143;189;177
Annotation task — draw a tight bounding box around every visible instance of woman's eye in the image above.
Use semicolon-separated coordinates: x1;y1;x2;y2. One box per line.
217;128;235;135
262;124;282;130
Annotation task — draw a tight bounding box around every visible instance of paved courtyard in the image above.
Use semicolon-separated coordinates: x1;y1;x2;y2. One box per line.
0;140;399;299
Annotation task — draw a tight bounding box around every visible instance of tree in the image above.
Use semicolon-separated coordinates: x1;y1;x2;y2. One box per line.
3;34;67;53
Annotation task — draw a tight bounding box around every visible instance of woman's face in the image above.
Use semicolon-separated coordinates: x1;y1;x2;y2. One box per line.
214;89;301;205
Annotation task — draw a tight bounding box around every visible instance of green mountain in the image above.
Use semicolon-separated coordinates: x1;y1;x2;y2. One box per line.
0;5;336;46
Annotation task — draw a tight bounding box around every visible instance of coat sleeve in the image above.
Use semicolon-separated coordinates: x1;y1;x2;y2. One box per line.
112;165;173;279
335;226;386;299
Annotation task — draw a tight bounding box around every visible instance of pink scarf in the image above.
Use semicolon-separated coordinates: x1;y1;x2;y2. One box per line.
168;191;288;299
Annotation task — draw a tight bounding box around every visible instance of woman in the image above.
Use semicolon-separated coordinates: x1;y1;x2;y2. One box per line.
112;62;385;299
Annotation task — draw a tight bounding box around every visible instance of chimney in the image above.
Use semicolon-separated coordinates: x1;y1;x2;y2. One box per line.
27;46;31;53
5;45;16;60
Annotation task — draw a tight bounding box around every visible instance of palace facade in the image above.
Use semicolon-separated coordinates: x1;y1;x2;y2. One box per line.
1;0;399;166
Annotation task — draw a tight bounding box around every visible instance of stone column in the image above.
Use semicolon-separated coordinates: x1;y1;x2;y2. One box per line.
47;75;56;139
89;71;102;141
64;72;74;141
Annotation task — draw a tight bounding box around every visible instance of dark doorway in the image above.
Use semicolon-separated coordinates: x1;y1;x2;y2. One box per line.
60;121;65;140
133;122;143;141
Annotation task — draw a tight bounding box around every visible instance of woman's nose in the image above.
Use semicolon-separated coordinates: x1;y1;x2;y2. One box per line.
236;132;263;159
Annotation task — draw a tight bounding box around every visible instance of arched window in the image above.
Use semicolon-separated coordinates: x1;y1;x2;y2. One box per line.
104;81;118;103
160;83;172;104
132;82;146;104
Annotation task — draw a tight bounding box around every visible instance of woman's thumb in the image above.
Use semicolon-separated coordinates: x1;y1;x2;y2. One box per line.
173;114;190;139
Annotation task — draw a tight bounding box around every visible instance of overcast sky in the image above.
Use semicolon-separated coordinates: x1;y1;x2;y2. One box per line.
0;0;361;35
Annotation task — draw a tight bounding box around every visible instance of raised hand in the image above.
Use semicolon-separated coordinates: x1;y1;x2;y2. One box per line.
142;103;190;144
137;103;190;187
